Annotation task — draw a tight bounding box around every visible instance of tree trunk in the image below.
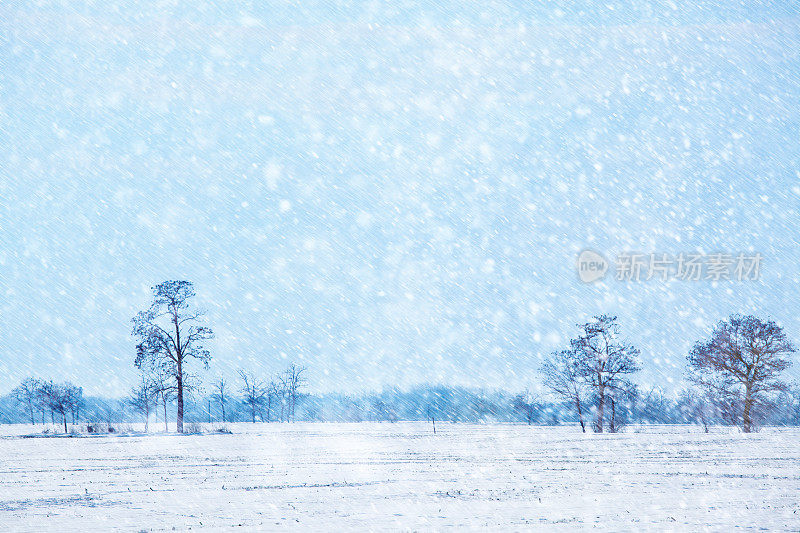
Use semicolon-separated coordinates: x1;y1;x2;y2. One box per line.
596;386;605;433
609;398;616;433
63;414;68;434
163;397;168;432
176;360;184;433
174;308;184;433
221;400;226;423
575;396;586;433
742;384;754;433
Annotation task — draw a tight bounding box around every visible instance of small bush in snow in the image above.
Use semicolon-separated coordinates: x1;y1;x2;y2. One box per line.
183;423;203;434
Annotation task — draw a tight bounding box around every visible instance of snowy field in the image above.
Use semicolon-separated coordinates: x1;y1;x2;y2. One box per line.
1;423;798;531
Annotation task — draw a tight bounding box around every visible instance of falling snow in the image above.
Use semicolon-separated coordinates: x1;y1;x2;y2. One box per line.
1;1;799;530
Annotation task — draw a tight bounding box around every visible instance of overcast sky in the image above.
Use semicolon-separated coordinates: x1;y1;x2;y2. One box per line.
1;1;799;396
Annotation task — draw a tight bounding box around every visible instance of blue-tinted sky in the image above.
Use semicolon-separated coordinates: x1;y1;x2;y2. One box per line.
1;1;799;396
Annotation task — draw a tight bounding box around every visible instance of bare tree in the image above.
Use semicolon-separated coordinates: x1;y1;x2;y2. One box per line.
37;381;57;430
38;381;79;433
541;348;588;432
12;378;41;425
688;315;795;433
212;378;228;423
148;364;176;432
65;384;83;424
132;280;213;433
512;389;538;425
679;388;713;432
606;382;636;433
281;364;307;422
787;385;800;425
127;375;157;431
572;315;640;433
239;370;268;423
276;372;292;422
637;386;669;423
426;404;436;434
266;380;280;422
34;384;49;425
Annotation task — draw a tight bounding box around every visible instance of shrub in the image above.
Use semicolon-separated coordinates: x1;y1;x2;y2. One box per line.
183;423;203;434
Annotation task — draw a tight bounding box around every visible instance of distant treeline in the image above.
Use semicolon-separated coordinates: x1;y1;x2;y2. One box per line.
2;384;799;428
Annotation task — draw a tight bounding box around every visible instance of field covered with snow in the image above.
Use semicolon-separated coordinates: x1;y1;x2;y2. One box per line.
1;423;798;531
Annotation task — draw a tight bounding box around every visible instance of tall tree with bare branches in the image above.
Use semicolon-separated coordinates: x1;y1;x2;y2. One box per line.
688;315;795;433
546;315;639;432
572;315;640;432
132;280;213;433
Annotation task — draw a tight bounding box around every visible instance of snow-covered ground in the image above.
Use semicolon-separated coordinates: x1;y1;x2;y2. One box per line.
0;423;798;531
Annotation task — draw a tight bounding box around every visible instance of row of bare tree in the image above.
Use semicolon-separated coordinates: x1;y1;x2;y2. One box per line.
12;378;83;433
233;364;308;423
129;281;311;431
125;363;308;429
13;279;793;435
129;281;795;435
541;314;795;433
